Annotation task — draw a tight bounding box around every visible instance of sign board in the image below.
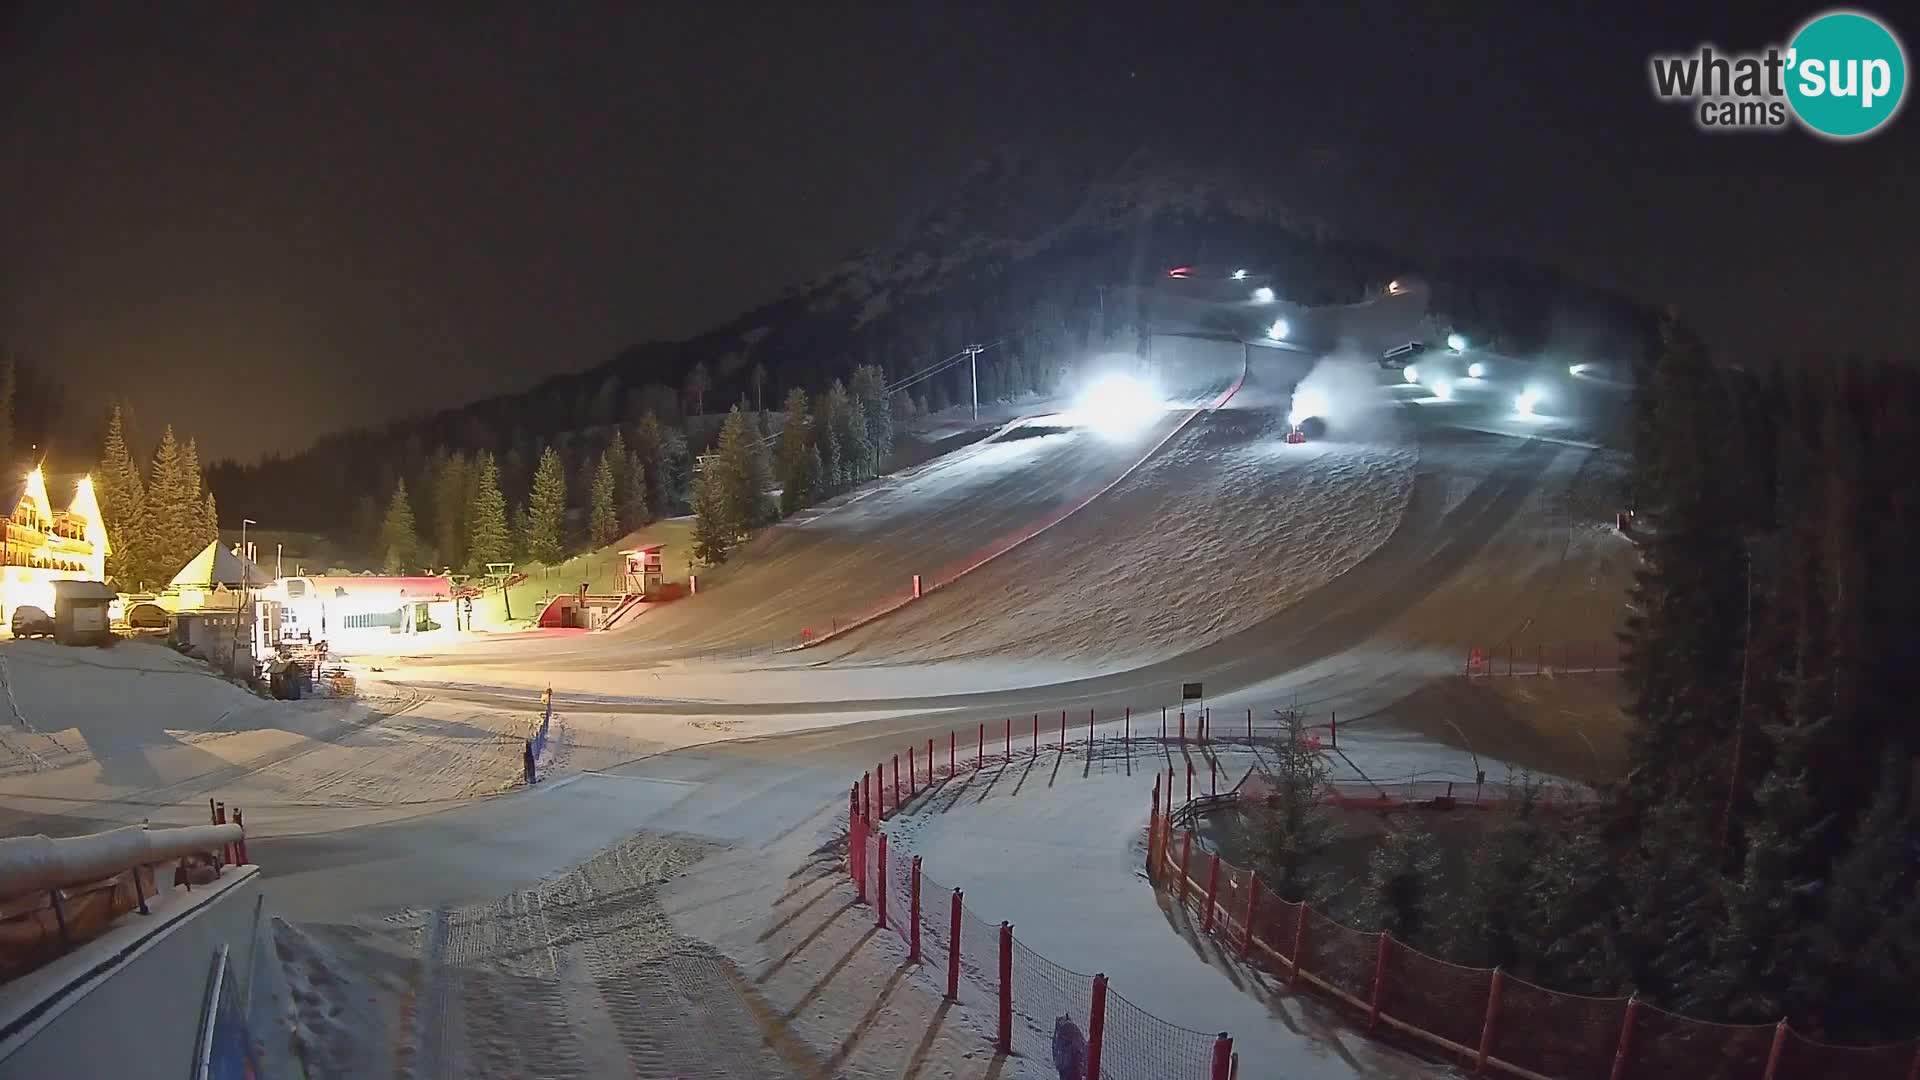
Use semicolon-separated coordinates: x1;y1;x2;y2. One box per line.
1181;682;1203;701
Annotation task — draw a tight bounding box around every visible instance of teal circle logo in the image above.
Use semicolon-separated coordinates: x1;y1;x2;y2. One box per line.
1786;10;1907;138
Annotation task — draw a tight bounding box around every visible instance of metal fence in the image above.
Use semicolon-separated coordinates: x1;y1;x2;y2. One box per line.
847;729;1236;1079
1464;640;1623;678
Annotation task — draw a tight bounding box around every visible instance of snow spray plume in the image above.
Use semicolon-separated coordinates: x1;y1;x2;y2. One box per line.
1289;351;1392;440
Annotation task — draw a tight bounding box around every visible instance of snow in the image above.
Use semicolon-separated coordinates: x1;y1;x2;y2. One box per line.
877;744;1449;1078
833;399;1417;669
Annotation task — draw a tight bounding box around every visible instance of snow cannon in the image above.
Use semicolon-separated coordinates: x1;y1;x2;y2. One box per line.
1286;426;1307;444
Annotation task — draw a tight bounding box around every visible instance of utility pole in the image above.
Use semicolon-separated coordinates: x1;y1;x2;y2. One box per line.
967;344;981;421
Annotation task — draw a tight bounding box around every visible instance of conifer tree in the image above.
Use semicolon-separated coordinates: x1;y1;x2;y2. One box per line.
525;446;568;564
98;406;148;587
588;451;618;546
851;364;892;472
776;387;816;515
1358;815;1441;945
379;477;421;573
145;426;196;581
690;453;737;565
433;452;471;572
466;452;512;573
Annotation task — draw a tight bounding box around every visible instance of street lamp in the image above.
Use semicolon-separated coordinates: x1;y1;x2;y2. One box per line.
1231;268;1247;281
1446;332;1467;352
1267;318;1289;341
1251;286;1275;304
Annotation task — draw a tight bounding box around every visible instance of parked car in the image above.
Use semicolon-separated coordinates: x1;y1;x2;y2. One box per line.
11;605;53;639
127;602;171;630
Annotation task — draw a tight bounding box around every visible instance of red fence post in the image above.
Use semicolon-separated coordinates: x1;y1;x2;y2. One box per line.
949;731;955;776
1608;996;1640;1080
1032;713;1038;754
1291;904;1310;986
927;738;933;785
997;922;1013;1055
1203;853;1222;932
1059;709;1067;748
1476;968;1505;1075
878;761;887;816
849;782;859;829
862;771;871;821
877;833;889;930
908;745;916;797
852;813;867;903
1086;973;1109;1080
909;855;923;964
1006;717;1011;757
1186;762;1194;804
1148;777;1161;880
1762;1019;1789;1080
1088;707;1095;746
1242;876;1260;958
1211;1034;1233;1080
1368;932;1390;1032
1162;706;1167;741
977;722;984;764
947;888;963;1000
1178;833;1194;906
893;754;901;808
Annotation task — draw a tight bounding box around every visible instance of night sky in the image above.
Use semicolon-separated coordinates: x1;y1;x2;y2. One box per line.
3;2;1914;461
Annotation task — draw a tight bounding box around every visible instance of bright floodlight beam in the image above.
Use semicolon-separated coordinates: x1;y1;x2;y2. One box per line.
1267;318;1289;341
1467;361;1486;379
1251;286;1276;304
1447;332;1467;352
1074;372;1162;436
1516;387;1544;417
1431;378;1453;401
1403;365;1420;384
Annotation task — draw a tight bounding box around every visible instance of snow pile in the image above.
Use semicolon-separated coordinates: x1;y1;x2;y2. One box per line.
838;402;1418;668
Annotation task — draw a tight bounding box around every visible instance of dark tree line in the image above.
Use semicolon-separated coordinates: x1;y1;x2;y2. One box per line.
1436;321;1920;1043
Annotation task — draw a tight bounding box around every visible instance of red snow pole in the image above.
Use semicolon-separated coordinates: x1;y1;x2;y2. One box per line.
1178;832;1194;905
876;833;889;929
893;754;900;808
1148;777;1161;879
1369;931;1390;1032
909;855;923;963
1242;876;1260;958
877;761;886;816
1762;1019;1789;1080
862;771;872;821
1476;969;1506;1074
947;888;963;999
1211;1034;1233;1080
1608;996;1641;1080
1086;974;1109;1079
997;922;1013;1055
1059;709;1067;748
1203;853;1222;932
908;746;916;797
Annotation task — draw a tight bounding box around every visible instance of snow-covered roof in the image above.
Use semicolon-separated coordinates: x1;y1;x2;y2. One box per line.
169;540;273;589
